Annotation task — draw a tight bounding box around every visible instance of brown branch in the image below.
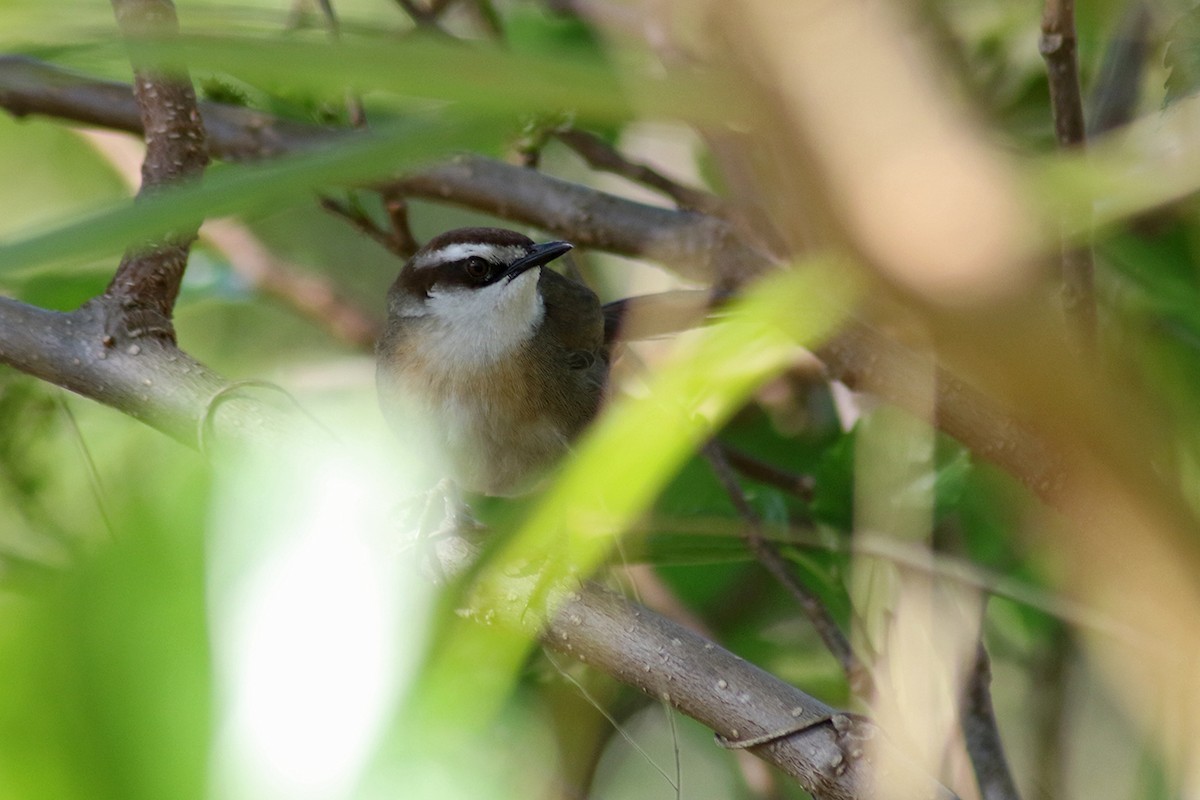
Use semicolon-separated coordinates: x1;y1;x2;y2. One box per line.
702;442;869;697
394;155;768;286
104;0;210;342
1029;630;1070;799
720;444;815;502
547;582;958;800
381;188;421;258
319;194;413;258
0;56;337;159
0;16;290;451
1040;0;1087;150
556;127;727;216
1040;0;1097;350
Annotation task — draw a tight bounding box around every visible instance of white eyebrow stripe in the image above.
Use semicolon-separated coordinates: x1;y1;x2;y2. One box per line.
412;243;526;270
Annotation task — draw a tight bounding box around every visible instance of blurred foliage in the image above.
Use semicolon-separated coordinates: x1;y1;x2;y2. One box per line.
1165;3;1200;104
0;0;1196;799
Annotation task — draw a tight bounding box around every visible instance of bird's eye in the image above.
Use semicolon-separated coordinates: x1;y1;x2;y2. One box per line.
464;257;490;281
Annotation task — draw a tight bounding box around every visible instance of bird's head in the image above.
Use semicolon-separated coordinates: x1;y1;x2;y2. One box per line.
386;227;574;365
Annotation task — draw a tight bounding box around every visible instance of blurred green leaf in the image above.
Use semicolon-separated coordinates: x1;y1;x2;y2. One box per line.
505;5;607;62
811;428;856;530
1164;5;1200;105
0;115;492;274
53;33;741;127
0;469;212;800
812;418;977;533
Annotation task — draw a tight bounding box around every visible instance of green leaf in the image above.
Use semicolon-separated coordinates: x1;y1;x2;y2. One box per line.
1165;5;1200;105
0;116;493;274
0;471;212;800
58;33;742;127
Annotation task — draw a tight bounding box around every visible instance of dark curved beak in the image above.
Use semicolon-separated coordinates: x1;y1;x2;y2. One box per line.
503;240;573;280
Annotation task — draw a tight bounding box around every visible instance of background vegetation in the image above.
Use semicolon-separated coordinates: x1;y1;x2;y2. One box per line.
1;0;1199;799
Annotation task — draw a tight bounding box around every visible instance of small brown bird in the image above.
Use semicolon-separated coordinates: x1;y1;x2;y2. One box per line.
376;227;608;496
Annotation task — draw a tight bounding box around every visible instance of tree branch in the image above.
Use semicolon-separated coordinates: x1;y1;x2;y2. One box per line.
720;443;815;501
104;0;209;341
547;582;958;800
0;297;284;448
318;194;413;258
555;127;727;216
393;156;767;286
1040;0;1097;350
960;642;1022;800
702;442;869;697
0;55;336;159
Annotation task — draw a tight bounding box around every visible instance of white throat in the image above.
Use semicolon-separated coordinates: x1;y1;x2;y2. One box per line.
422;267;544;366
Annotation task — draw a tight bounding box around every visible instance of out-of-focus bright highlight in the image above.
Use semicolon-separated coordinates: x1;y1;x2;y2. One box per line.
206;436;431;800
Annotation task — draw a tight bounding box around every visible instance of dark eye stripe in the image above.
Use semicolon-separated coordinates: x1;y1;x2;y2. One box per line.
397;258;509;298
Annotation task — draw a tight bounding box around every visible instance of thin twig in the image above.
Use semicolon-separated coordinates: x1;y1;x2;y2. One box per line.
961;641;1023;800
556;128;727;217
720;444;815;502
394;156;768;285
380;188;421;258
701;442;869;697
319;194;412;258
1040;0;1097;350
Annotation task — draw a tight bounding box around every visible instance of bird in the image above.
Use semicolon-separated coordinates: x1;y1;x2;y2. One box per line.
376;227;608;497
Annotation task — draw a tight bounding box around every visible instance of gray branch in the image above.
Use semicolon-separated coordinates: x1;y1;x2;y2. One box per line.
549;583;957;799
0;274;285;452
